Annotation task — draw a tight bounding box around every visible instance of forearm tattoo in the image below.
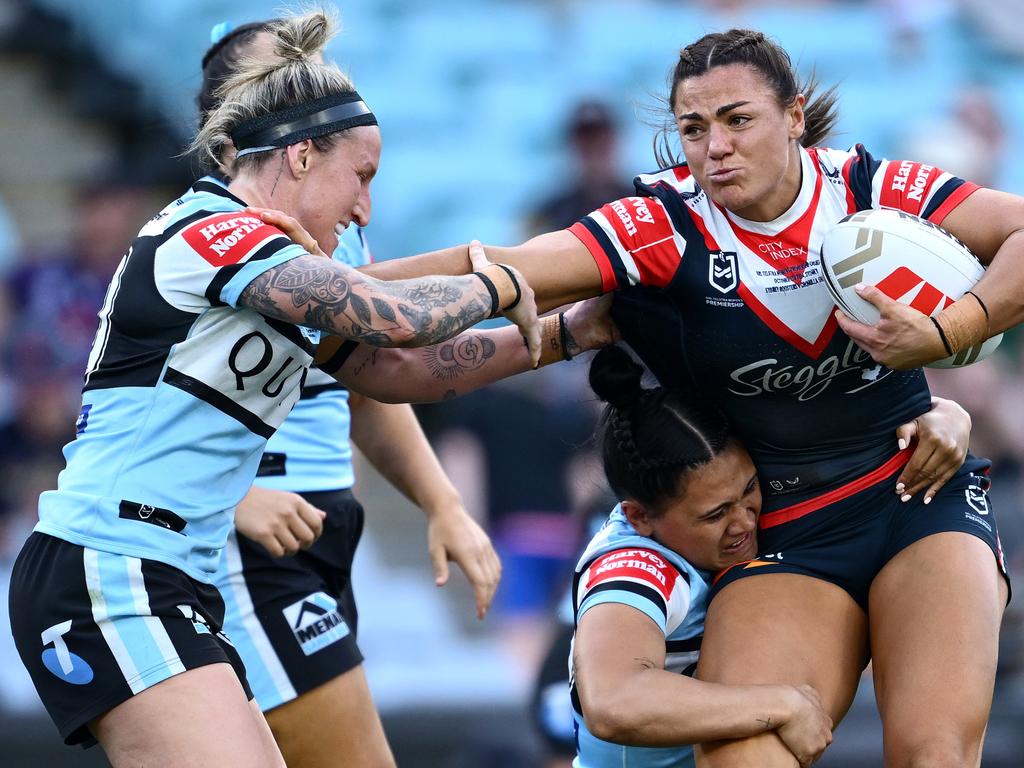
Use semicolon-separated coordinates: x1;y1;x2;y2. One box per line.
563;317;582;358
239;254;490;347
422;333;497;380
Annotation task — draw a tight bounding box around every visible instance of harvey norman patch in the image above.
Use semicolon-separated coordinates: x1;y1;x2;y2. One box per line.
182;213;285;267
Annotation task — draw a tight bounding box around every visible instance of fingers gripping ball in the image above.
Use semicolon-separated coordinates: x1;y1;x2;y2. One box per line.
821;209;1002;367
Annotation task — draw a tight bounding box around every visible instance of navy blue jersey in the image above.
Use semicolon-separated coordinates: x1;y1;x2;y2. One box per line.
36;180;315;580
571;146;980;510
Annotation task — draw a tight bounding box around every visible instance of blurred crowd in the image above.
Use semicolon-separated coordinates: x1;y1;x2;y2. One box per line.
1;0;1024;764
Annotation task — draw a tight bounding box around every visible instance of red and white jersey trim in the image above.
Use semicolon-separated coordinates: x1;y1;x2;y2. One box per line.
584;547;679;603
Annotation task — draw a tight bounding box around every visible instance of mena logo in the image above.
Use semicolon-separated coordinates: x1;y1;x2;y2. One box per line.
40;620;94;685
282;592;350;656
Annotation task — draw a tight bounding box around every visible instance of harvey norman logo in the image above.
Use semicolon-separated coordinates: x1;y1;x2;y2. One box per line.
282;592;350;656
183;213;281;267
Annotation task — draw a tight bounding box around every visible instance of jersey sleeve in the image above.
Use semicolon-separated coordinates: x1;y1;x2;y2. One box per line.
568;196;686;293
155;212;308;312
575;547;691;634
844;144;980;225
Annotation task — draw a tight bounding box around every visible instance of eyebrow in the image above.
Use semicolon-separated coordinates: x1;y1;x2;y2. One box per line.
678;100;751;122
696;472;758;518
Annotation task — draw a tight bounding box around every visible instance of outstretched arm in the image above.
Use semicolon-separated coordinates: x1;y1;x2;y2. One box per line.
242;209;542;359
239;251;510;347
348;395;500;619
359;230;605;313
327;295;618;403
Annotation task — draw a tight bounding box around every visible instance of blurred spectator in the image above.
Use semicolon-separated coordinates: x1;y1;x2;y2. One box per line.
418;363;600;668
898;82;1005;188
2;175;149;395
959;0;1024;60
526;100;634;237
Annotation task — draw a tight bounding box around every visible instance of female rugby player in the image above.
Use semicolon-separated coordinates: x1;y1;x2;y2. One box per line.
572;347;975;768
196;22;613;768
8;12;543;767
362;28;1015;767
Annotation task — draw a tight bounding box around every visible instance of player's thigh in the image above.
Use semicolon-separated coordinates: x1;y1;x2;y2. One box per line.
93;662;284;768
265;663;395;768
869;531;1008;768
694;573;867;768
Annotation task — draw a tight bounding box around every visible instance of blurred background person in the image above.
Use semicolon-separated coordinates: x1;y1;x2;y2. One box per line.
526;99;634;238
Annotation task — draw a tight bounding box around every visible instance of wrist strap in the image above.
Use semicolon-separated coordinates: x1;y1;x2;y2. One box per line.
474;272;500;318
536;314;568;368
935;293;990;356
965;290;990;323
493;264;522;311
557;312;572;360
931;316;955;357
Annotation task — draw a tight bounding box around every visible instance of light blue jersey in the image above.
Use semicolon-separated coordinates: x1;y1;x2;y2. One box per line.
255;224;372;493
36;180;315;580
570;506;710;768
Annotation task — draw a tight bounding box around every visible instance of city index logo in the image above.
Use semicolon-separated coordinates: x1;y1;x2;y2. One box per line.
282;592;350;656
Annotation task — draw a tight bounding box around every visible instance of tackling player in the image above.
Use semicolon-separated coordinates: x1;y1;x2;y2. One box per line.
361;28;1016;767
571;346;975;768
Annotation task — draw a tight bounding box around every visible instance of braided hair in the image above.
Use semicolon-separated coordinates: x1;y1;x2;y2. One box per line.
589;346;734;514
655;28;838;167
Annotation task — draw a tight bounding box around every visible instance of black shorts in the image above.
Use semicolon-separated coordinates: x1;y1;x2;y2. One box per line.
711;454;1010;612
8;532;252;747
214;488;365;712
530;621;577;757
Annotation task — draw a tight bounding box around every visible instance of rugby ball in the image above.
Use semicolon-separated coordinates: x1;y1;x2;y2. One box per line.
821;208;1002;368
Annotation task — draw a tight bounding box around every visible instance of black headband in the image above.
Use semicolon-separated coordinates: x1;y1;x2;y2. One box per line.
231;91;378;156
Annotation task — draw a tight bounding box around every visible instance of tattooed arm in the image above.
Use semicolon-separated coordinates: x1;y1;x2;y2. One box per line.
240;253;494;348
328;295;617;403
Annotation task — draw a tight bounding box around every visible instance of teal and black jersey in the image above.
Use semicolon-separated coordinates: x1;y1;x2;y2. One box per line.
256;224;372;493
570;506;709;767
36;180;315;580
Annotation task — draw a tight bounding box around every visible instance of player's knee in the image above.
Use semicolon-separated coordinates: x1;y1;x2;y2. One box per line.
889;738;978;768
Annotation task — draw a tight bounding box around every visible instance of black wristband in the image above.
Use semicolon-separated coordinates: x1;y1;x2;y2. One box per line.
557;312;571;360
931;316;955;357
965;291;990;323
474;272;500;318
494;264;522;311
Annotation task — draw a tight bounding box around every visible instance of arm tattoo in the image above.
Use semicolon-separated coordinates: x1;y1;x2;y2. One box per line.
757;717;773;730
422;334;497;380
563;318;582;358
238;254;491;347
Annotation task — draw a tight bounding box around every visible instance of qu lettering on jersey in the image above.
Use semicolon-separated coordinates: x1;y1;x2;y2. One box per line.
586;548;678;603
182;213;285;267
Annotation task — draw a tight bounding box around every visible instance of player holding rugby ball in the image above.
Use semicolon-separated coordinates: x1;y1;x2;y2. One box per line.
363;28;1014;767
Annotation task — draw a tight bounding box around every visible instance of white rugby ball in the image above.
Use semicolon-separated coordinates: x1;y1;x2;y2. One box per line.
821;208;1001;368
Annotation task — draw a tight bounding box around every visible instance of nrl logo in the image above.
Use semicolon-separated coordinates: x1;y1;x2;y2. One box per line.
709;250;738;293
